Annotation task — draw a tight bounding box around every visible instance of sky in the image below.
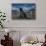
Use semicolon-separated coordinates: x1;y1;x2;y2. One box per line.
12;3;36;11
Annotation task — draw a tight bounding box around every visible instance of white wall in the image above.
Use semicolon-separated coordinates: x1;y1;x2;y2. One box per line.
0;0;46;32
0;0;46;28
0;1;46;46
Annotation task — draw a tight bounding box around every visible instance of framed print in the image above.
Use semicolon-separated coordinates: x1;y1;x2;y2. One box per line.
12;3;36;20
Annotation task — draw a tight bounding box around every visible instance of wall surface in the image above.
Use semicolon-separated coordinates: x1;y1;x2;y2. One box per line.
0;0;46;28
0;0;46;46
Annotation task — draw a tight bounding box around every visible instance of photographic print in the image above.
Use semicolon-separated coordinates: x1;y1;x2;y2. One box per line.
12;3;36;20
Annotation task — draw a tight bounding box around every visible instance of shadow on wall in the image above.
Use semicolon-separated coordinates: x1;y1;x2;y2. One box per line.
13;40;21;46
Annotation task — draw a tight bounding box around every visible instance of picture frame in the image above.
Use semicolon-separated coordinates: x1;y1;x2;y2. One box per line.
12;3;36;20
